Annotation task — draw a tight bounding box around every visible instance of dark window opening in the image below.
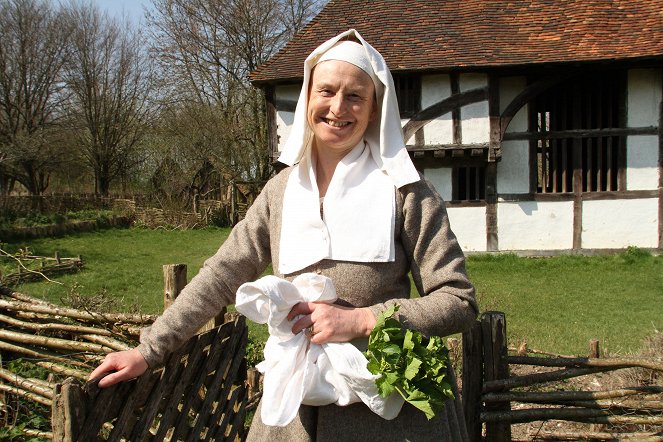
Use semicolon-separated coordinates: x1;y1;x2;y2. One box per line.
532;71;624;193
453;166;485;201
393;75;421;118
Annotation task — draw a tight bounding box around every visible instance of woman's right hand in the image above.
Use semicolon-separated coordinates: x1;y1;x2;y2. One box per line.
89;347;149;388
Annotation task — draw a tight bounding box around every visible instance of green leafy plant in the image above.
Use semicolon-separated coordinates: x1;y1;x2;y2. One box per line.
365;304;453;420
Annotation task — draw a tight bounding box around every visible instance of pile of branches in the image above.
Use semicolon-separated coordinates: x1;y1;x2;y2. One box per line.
0;286;156;438
0;250;83;286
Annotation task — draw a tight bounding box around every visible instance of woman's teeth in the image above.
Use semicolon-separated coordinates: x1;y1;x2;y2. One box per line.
324;118;350;127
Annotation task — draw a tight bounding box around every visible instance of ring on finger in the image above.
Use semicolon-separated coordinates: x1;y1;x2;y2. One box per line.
305;326;316;336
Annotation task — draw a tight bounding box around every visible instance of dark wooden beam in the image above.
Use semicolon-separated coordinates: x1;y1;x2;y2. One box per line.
503;126;658;141
407;143;490;152
572;83;583;250
618;71;628;191
497;189;658;202
451;73;462;145
486;75;500;251
265;87;280;165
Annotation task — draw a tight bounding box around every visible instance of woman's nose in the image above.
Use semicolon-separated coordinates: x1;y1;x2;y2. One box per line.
329;94;346;115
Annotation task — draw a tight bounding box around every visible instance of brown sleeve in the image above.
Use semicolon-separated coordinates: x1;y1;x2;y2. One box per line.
137;178;274;367
368;178;479;338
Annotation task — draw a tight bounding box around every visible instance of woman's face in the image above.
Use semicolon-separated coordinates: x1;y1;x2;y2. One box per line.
307;60;377;158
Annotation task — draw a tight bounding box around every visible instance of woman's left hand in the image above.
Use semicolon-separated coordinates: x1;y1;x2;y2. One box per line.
288;302;376;344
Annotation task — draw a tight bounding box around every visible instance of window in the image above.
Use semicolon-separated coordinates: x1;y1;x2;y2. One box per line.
393;75;421;118
532;71;625;193
453;165;485;201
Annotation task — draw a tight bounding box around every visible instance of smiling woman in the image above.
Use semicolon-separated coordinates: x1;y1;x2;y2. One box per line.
89;29;478;442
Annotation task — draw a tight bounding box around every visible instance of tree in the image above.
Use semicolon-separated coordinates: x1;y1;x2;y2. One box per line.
64;3;153;196
0;0;71;195
146;0;324;193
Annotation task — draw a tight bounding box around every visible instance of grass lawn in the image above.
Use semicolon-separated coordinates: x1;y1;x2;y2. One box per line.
3;228;661;356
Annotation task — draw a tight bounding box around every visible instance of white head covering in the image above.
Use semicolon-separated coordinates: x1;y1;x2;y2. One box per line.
277;29;420;275
277;29;419;188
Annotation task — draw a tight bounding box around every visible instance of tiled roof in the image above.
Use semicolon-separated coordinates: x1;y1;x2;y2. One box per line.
250;0;663;83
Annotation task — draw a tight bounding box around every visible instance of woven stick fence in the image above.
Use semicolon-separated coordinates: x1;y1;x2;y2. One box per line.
462;312;663;442
0;251;83;286
0;264;257;441
52;316;248;442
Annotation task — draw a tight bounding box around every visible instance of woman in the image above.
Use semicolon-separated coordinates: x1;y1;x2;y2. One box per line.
91;29;478;441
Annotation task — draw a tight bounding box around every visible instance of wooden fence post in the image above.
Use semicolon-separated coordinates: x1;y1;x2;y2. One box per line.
481;312;511;442
462;320;483;441
163;264;225;333
589;339;600;358
52;378;87;442
163;264;187;310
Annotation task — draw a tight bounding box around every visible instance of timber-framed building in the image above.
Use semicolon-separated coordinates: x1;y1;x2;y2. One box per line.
250;0;663;254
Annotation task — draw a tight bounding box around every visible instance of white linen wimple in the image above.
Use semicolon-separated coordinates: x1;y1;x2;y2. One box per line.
316;40;380;92
278;141;395;275
277;28;420;188
235;273;404;427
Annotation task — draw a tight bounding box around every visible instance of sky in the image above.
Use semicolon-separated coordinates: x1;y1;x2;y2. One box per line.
92;0;153;24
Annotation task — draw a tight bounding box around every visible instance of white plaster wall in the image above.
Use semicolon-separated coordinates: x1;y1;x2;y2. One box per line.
419;74;453;145
447;206;487;252
627;135;659;190
582;199;659;248
459;73;489;144
499;76;528;130
275;84;301;152
424;167;452;202
498;201;574;250
625;69;661;191
627;69;661;127
497;141;530;194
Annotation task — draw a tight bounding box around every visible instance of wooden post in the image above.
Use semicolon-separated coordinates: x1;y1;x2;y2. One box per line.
481;312;511;442
52;378;87;442
462;320;483;441
163;264;187;310
193;191;200;214
163;263;225;333
589;339;601;358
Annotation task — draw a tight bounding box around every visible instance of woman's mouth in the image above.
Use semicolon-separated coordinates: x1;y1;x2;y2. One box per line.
322;118;351;128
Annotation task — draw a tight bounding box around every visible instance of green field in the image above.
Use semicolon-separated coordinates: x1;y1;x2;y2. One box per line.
3;228;661;356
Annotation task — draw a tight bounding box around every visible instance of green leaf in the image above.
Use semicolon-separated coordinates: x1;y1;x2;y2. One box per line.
404;355;422;380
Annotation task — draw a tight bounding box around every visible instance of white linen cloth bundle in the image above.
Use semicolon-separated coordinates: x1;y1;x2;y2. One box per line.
235;273;404;426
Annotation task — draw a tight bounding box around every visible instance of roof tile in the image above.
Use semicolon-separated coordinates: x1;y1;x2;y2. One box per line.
251;0;663;83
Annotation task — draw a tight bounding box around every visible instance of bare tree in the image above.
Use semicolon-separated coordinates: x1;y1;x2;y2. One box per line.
146;0;324;193
64;3;153;196
0;0;71;195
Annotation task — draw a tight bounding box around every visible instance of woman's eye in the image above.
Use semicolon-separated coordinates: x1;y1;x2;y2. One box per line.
347;94;363;102
320;89;334;97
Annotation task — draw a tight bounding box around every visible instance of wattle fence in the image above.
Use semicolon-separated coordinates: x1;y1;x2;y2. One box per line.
0;269;661;440
463;312;663;441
